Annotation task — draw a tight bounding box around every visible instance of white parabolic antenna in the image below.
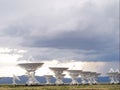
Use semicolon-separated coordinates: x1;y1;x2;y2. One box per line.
80;71;91;84
18;62;44;85
44;75;53;84
107;68;120;84
49;67;68;84
89;72;101;84
67;70;82;84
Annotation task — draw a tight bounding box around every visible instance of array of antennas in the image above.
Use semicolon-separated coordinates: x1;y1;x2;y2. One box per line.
1;57;119;85
16;61;101;85
107;68;120;84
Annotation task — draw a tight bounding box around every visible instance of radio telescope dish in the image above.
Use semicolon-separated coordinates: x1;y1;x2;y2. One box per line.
44;75;53;85
90;72;101;84
107;68;120;84
49;67;68;85
80;71;91;84
115;69;120;83
67;70;82;85
18;62;44;85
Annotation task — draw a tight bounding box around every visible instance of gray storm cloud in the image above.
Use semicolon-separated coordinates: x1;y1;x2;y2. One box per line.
0;0;119;61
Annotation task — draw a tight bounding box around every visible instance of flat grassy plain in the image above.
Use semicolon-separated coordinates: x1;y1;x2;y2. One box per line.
0;84;119;90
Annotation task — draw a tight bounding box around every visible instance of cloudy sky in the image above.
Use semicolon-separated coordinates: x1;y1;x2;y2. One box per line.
0;0;119;77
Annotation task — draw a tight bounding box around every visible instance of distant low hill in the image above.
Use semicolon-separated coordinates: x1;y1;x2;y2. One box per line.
0;76;110;84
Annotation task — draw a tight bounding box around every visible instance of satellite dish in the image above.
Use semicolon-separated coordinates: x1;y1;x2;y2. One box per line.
109;68;114;73
80;71;91;84
18;62;44;85
107;68;120;84
49;67;68;85
115;69;119;73
67;70;82;85
44;75;53;85
90;72;100;84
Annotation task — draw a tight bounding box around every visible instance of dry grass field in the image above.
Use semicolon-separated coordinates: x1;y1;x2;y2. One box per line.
0;84;119;90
